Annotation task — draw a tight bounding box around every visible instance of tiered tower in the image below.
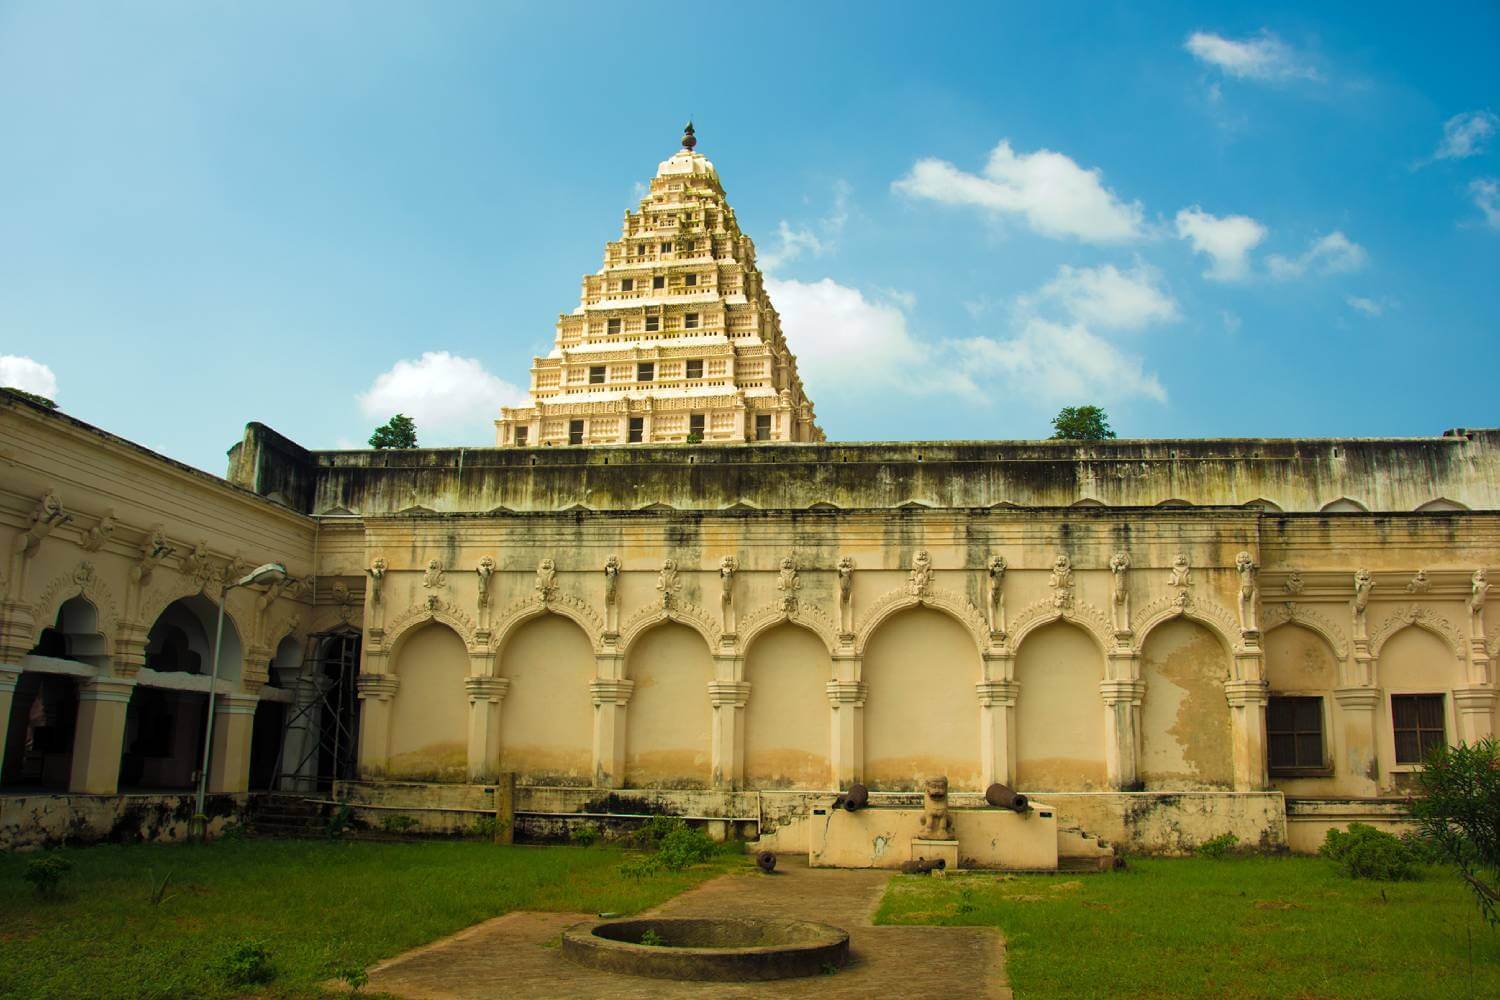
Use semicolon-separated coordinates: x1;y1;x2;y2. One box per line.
496;124;823;447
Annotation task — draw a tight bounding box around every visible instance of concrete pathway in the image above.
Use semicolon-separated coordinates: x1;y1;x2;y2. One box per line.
362;858;1011;999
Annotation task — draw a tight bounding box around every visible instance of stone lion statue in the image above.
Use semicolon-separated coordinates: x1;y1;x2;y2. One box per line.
916;775;955;840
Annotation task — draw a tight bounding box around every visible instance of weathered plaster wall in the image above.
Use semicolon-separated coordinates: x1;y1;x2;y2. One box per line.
624;623;713;788
863;607;982;791
498;614;593;784
743;623;831;789
388;623;468;781
0;792;247;850
1015;621;1107;790
1139;619;1234;790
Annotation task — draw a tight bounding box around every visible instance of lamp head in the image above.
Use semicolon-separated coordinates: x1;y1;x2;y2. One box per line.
235;563;288;588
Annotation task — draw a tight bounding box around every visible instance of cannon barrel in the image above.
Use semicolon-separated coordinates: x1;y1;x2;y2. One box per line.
984;782;1029;813
842;783;869;811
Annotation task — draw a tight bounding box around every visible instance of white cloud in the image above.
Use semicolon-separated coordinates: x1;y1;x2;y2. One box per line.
1266;231;1368;279
1433;111;1498;161
1032;263;1178;331
893;140;1144;243
0;355;58;399
1184;30;1319;82
1346;295;1390;317
1471;178;1500;229
767;277;967;397
953;318;1167;405
757;180;850;273
1174;206;1267;281
358;351;526;443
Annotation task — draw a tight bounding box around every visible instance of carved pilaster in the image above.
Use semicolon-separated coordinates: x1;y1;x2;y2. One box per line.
1100;678;1145;791
1453;686;1497;743
1224;678;1270;791
590;677;634;789
826;679;867;788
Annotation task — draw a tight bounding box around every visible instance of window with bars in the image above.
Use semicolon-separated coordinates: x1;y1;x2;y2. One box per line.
588;366;605;385
689;414;705;437
1392;694;1445;764
1267;696;1325;773
620;278;634;292
685;273;698;286
684;313;699;330
645;315;660;332
755;414;772;441
637;362;655;382
607;318;622;336
660;242;672;254
567;420;584;446
514;426;528;446
653;275;665;289
628;417;643;443
685;358;703;379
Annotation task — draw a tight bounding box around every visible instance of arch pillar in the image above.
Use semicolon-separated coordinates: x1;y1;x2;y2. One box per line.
1100;676;1145;791
708;679;750;790
282;674;328;791
355;673;399;777
0;667;20;783
1225;678;1270;791
0;601;37;665
826;678;866;789
69;676;135;794
976;678;1019;788
1453;686;1497;744
465;676;510;782
208;693;259;794
590;676;633;789
1333;686;1381;795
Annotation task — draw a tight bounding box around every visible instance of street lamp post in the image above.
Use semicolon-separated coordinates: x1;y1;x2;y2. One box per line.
193;562;287;835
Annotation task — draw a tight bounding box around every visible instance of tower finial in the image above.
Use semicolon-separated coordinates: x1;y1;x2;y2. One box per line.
681;121;696;150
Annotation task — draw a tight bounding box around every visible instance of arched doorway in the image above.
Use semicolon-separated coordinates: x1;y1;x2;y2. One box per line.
1;596;100;790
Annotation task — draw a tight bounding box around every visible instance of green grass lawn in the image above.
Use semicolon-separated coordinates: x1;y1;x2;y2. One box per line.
876;857;1500;1000
0;837;739;999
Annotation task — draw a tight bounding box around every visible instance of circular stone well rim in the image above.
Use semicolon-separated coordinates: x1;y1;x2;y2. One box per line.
560;917;850;981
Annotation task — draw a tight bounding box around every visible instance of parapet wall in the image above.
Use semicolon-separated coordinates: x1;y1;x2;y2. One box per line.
226;422;1500;515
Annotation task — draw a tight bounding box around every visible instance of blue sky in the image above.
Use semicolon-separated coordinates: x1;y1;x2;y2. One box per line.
2;2;1497;473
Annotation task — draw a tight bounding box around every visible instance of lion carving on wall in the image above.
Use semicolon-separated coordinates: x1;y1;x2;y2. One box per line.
916;775;955;840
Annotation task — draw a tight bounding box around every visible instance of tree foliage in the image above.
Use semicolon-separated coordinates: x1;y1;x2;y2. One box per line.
1410;738;1500;925
1050;405;1115;440
368;413;417;449
3;387;58;409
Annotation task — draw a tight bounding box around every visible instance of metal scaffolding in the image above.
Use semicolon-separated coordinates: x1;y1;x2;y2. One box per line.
270;626;361;793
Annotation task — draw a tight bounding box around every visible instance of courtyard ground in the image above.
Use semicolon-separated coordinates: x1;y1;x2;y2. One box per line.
2;840;1497;999
876;856;1500;999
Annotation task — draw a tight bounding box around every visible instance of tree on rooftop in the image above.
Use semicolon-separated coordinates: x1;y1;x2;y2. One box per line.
1051;405;1115;440
369;414;418;449
4;387;58;409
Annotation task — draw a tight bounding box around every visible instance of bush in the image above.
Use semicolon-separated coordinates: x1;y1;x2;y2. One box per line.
379;815;418;834
636;814;685;846
325;804;353;838
470;816;498;840
1320;823;1417;881
656;826;717;870
1196;833;1239;860
1410;737;1500;925
217;939;275;986
570;822;600;848
24;855;72;898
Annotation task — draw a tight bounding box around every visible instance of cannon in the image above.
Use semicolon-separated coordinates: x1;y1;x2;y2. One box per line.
900;857;946;874
831;783;869;812
984;782;1029;813
756;850;778;874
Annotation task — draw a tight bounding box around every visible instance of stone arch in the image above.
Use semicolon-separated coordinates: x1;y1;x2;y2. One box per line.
386;621;469;781
1014;620;1108;790
1138;617;1234;790
492;594;606;658
862;605;983;791
1264;622;1341;692
1261;605;1350;663
29;594;110;671
383;600;480;654
619;601;721;656
1009;598;1114;656
1070;497;1107;508
1155;498;1192;508
144;594;244;680
1243;497;1284;512
854;588;989;659
623;620;714;788
497;611;595;785
30;562;119;649
1132;596;1242;656
1369;606;1465;662
739;601;839;659
742;621;833;789
1414;497;1468;512
1320;497;1369;513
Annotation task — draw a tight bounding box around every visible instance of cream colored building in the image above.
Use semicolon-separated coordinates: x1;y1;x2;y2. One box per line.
495;125;822;448
2;133;1498;855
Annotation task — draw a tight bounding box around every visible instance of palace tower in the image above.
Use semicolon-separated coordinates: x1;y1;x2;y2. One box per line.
496;124;823;447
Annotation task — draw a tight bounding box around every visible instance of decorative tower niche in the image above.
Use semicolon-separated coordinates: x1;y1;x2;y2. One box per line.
496;124;823;447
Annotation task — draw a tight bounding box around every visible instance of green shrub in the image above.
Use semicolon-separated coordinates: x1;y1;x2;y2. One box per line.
325;804;353;838
24;855;72;898
1320;823;1417;881
618;856;661;878
379;815;418;834
639;928;665;946
1410;737;1500;926
571;822;600;848
1196;833;1239;860
470;816;498;840
217;939;275;986
335;964;369;992
636;814;685;846
656;826;718;870
1398;828;1447;866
